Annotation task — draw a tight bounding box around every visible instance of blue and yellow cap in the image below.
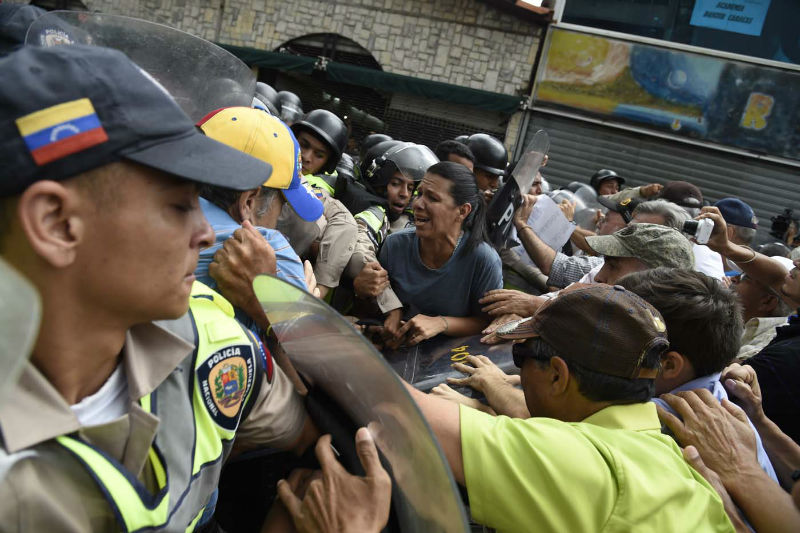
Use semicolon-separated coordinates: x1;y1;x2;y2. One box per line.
198;107;323;221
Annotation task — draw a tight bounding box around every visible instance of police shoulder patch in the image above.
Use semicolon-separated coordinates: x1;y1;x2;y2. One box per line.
197;344;255;431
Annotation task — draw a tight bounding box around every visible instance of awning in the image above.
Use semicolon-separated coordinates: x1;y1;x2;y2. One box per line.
220;44;523;114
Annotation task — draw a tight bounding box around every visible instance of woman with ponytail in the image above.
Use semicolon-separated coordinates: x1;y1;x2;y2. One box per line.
379;161;502;346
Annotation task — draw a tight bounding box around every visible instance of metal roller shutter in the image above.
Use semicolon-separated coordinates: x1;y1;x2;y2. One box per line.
525;110;800;242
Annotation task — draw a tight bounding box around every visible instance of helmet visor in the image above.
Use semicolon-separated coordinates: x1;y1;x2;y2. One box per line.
386;144;439;183
280;104;304;125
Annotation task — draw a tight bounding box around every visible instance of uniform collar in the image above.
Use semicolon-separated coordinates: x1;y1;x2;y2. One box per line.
0;318;193;453
580;402;661;432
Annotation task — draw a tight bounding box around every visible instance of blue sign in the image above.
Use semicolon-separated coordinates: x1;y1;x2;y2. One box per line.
690;0;772;37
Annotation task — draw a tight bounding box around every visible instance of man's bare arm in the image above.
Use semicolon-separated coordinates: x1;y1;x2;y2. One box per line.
700;207;796;305
512;195;558;275
403;382;464;484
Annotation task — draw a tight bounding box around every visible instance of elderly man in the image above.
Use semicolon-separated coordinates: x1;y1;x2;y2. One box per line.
716;197;758;248
408;284;733;532
480;223;694;320
699;206;800;443
734;256;794;359
0;45;317;531
715;197;759;272
194;107;323;321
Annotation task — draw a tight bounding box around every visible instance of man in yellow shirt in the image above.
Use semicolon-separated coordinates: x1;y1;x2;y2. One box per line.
406;283;735;533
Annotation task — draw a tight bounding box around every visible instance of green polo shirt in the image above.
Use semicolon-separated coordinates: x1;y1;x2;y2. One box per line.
460;402;734;533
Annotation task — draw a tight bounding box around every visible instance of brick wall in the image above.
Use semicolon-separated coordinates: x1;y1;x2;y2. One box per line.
79;0;542;96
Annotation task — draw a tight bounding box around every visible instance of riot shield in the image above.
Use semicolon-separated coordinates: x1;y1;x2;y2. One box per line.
253;275;469;533
25;11;255;122
0;259;41;406
486;130;550;248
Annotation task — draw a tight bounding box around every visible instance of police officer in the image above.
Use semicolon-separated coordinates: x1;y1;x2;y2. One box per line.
292;108;349;196
254;81;280;116
0;45;316;532
359;138;404;188
466;133;508;192
358;133;392;167
276;90;303;125
277;109;358;299
350;143;439;314
590;168;625;195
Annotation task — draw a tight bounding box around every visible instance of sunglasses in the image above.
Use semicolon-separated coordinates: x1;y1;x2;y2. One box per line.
512;343;550;369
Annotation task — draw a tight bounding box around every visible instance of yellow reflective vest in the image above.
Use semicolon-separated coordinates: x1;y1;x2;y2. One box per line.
51;282;262;532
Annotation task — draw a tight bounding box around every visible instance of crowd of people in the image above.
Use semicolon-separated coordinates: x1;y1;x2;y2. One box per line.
2;4;800;532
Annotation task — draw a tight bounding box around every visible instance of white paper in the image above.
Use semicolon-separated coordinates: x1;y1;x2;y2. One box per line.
511;195;575;265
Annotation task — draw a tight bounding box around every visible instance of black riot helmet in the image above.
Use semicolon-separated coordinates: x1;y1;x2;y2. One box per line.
336;152;356;182
454;134;470;144
276;90;303;124
467;133;508;176
360;133;392;160
254;82;279;115
255;82;278;106
360;139;404;179
589;169;625;192
291;109;349;174
366;142;439;190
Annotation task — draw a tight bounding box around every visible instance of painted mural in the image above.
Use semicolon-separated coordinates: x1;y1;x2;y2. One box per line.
536;28;800;161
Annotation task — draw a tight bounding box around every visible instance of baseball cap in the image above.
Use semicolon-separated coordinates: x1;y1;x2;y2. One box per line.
0;45;270;196
659;181;703;209
597;195;641;223
586;223;695;270
715;198;758;229
197;107;323;222
500;284;669;379
0;4;46;55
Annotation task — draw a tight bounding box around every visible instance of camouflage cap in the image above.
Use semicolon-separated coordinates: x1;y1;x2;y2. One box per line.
586;223;695;270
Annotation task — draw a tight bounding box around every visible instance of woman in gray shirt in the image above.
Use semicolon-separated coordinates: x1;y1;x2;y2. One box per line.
380;161;503;346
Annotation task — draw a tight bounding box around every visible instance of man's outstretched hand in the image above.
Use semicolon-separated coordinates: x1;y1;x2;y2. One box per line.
277;429;392;533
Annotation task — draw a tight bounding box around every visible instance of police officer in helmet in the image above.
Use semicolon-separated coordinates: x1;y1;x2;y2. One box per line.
590;168;625;196
278;109;358;299
276;90;303;125
359;133;392;163
254;81;280;116
467;133;508;192
291;108;349;197
350;143;439;315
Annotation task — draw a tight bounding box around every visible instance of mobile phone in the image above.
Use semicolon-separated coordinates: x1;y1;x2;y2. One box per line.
683;219;713;245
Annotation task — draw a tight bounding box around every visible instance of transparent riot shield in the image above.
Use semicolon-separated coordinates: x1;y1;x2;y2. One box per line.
25;11;255;122
253;275;469;533
0;259;41;406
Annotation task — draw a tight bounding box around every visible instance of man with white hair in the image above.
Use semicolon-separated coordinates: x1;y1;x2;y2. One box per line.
735;256;795;359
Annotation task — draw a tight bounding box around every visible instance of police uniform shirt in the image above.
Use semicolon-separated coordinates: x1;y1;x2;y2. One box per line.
350;212;412;313
0;316;305;532
277;179;357;289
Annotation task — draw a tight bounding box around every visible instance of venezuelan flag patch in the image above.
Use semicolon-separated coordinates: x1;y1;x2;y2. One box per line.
15;98;108;166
